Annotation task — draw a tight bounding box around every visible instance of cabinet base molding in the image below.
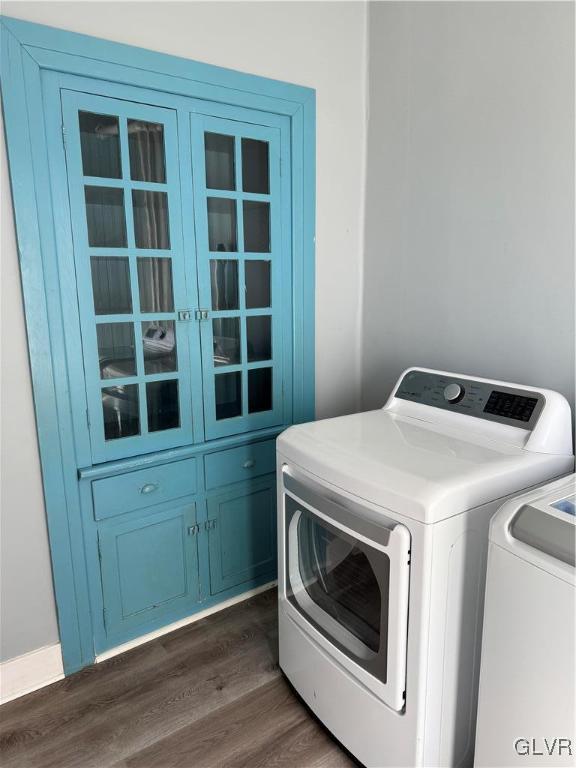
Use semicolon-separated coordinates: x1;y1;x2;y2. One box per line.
0;643;64;705
96;580;277;663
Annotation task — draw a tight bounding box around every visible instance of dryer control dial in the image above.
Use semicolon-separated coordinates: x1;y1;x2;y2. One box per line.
444;383;465;403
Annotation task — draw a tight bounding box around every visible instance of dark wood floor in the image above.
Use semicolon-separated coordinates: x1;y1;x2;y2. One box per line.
0;589;356;768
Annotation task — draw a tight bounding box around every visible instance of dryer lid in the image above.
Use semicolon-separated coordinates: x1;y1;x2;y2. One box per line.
277;410;573;524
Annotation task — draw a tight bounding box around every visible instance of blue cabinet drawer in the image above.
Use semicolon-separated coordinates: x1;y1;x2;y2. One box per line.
204;440;276;490
92;458;197;520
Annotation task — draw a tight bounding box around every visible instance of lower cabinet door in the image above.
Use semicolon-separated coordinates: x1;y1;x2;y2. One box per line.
207;476;277;594
98;501;200;637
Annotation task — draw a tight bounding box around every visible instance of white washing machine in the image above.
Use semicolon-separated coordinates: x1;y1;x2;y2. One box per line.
277;368;574;768
474;474;576;768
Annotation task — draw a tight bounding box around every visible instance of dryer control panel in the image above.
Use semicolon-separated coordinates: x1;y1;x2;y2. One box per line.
394;369;545;430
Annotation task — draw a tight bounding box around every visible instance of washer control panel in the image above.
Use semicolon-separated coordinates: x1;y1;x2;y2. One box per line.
395;370;544;429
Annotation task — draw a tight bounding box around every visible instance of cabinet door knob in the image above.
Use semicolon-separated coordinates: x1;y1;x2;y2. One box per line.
140;482;159;495
243;459;255;469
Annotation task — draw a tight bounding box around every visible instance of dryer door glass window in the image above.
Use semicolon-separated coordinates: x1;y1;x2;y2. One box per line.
285;496;390;684
298;512;383;653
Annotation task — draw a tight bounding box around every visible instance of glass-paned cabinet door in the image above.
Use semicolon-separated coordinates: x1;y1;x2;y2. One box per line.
191;116;285;439
62;91;199;462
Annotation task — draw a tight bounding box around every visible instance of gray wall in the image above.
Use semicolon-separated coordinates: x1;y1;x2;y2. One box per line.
0;1;368;662
362;1;575;415
1;114;61;661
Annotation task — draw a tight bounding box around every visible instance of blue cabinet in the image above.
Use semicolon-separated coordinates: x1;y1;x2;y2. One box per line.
98;500;200;637
1;17;314;672
190;116;286;440
207;476;277;594
61;90;202;463
59;86;290;651
61;90;292;464
89;450;279;651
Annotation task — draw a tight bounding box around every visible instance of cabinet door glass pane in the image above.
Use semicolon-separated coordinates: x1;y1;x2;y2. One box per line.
97;322;136;379
66;94;198;457
91;257;132;315
242;138;269;194
102;384;139;440
247;316;271;362
243;201;270;253
192;117;282;438
205;133;235;191
215;372;242;420
245;260;271;309
142;321;177;374
213;318;241;367
248;367;272;413
79;112;122;179
207;198;237;252
85;187;127;247
210;260;239;310
128;119;166;183
137;257;174;313
146;380;180;432
132;190;170;249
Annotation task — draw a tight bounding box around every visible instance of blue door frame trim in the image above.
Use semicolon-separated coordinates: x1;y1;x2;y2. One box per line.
1;16;315;673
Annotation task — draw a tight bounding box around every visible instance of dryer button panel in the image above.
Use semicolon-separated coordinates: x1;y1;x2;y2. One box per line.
483;390;538;423
395;369;544;429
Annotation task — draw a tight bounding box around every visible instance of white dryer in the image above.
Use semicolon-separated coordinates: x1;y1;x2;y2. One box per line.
277;368;574;768
474;474;576;767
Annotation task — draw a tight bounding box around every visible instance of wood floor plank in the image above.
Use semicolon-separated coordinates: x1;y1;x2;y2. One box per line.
0;589;352;768
122;677;305;768
122;676;356;768
0;592;278;767
242;712;358;768
3;626;279;767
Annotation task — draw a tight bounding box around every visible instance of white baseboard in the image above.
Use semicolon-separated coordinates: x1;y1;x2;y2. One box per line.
96;580;277;662
0;643;64;705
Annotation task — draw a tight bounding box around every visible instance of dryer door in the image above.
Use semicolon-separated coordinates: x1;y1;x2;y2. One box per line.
283;468;410;712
